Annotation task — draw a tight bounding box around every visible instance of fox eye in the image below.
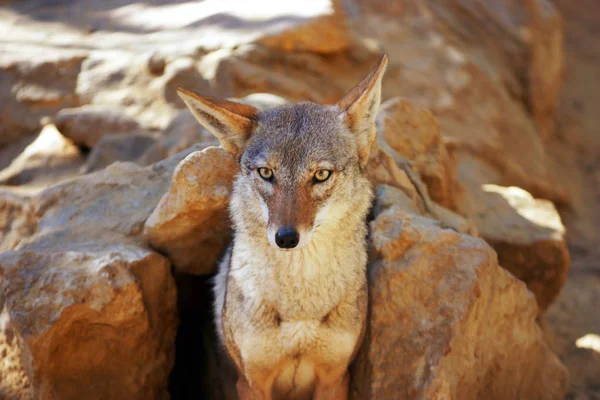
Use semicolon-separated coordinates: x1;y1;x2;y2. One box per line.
313;170;331;183
258;167;273;181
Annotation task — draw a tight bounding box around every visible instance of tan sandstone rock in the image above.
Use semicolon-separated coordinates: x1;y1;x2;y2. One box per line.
0;191;35;254
373;184;477;236
343;0;568;207
0;308;33;400
0;125;84;192
144;147;237;275
0;229;177;400
0;146;213;399
350;204;569;399
82;133;157;174
53;105;142;148
0;49;86;146
377;97;462;212
462;182;570;310
30;145;203;239
255;0;350;54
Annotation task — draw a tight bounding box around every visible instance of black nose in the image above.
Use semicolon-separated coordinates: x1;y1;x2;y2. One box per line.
275;227;299;249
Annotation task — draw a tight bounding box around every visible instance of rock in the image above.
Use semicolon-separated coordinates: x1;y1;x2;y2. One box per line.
202;40;383;105
137;110;218;166
0;191;36;253
255;0;350;54
0;145;211;399
366;142;420;207
0;307;33;400
377;97;462;212
0;49;86;146
462;182;570;310
0;228;177;400
29;145;202;240
545;270;600;399
152;57;213;109
54;105;142;149
0;125;84;192
350;204;569;399
440;0;564;136
344;0;569;206
82;133;157;174
147;53;166;76
373;185;477;236
144;147;237;275
75;53;179;131
0;133;38;172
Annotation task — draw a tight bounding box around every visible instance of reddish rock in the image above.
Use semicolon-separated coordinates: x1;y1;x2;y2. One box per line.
0;229;177;400
350;205;569;399
144;147;237;275
377;97;462;212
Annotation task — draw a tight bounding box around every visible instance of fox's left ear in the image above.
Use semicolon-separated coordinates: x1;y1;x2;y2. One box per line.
176;87;259;155
337;54;388;168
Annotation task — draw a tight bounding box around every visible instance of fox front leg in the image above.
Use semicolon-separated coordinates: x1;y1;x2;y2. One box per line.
314;371;349;400
236;376;274;400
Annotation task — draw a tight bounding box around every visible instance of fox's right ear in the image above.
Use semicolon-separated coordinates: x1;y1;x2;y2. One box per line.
176;87;259;155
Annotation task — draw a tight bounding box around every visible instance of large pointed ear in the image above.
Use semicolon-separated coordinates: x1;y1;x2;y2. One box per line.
176;87;259;155
337;55;388;167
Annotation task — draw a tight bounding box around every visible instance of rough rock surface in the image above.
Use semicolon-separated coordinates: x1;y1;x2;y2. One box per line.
0;49;86;146
373;184;476;236
350;204;569;399
462;183;570;310
0;229;177;400
53;105;142;148
28;145;202;241
0;125;84;191
377;97;462;212
0;191;35;254
82;133;157;173
349;0;568;207
144;147;237;275
0;308;33;400
0;145;213;400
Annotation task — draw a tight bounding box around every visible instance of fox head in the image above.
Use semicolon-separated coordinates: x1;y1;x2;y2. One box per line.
177;55;387;250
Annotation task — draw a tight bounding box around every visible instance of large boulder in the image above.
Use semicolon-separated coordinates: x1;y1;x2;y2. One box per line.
0;146;210;400
53;105;142;149
26;145;203;240
350;203;569;399
0;229;177;400
0;49;86;146
343;0;568;207
461;182;570;310
144;147;237;275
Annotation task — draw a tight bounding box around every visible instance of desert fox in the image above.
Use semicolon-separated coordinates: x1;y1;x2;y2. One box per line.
177;55;388;400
